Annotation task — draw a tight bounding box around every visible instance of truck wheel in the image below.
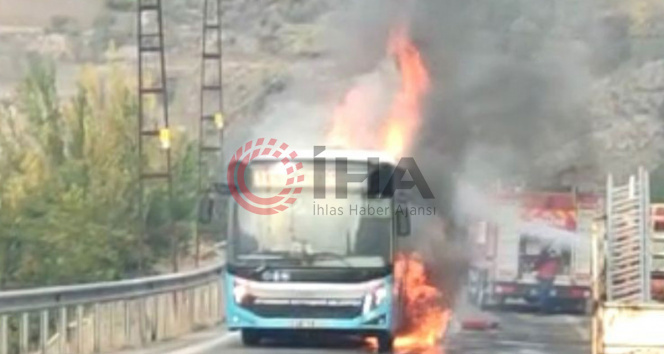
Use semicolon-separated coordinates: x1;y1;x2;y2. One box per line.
377;332;394;353
241;329;261;346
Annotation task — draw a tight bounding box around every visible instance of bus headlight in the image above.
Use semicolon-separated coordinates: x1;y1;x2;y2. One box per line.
363;285;388;315
363;293;374;315
374;286;388;306
233;281;248;304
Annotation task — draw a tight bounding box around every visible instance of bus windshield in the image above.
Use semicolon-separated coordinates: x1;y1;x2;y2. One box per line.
228;160;394;269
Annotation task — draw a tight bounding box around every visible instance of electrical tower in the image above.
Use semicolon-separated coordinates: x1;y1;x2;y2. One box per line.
137;0;175;272
196;0;225;266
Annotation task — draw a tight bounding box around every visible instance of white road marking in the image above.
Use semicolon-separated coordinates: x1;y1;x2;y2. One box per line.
562;315;590;342
518;349;546;354
515;313;534;322
166;332;238;354
497;339;546;348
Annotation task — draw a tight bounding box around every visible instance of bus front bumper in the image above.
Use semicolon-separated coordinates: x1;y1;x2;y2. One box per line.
226;302;393;332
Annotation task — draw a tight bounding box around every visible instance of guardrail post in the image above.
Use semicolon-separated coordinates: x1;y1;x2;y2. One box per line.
163;294;169;339
0;315;8;354
115;301;122;348
192;288;198;327
163;294;170;338
59;306;67;354
139;298;147;346
40;310;49;354
169;292;176;337
203;284;210;324
222;277;227;322
211;283;217;323
76;305;83;354
203;286;209;324
93;303;101;353
151;295;158;342
214;283;220;323
19;313;29;354
188;289;195;331
202;286;207;324
194;289;198;329
177;291;184;335
185;290;190;333
203;284;214;324
107;302;114;350
124;300;131;348
145;297;152;344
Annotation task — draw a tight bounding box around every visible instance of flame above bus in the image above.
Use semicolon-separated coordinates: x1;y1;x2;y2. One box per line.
327;23;430;158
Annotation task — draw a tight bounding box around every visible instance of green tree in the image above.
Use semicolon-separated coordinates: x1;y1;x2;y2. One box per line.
0;58;198;288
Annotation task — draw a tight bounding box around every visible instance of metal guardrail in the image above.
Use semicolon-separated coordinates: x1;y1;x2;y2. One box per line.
0;263;225;354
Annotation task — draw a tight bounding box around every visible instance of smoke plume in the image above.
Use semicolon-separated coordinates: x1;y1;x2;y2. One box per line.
228;0;625;305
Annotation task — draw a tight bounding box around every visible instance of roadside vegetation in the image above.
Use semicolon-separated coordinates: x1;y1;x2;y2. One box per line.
0;57;199;289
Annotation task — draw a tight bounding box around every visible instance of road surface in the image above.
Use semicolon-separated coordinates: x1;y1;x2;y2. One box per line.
447;305;590;354
122;305;590;354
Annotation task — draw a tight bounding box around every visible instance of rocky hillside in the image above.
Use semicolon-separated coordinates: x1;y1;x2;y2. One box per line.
0;0;341;125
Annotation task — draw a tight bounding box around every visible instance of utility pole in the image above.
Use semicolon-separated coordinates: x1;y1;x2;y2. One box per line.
137;0;176;273
196;0;225;267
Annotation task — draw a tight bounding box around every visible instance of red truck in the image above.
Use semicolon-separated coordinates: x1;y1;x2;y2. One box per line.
466;188;599;312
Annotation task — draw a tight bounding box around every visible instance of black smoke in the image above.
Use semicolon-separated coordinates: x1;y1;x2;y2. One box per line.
402;0;622;223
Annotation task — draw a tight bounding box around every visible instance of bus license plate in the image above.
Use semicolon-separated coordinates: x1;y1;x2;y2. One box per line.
293;320;316;328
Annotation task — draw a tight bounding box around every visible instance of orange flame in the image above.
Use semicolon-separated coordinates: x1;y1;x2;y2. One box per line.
394;252;450;351
381;25;430;158
327;24;430;158
364;253;450;352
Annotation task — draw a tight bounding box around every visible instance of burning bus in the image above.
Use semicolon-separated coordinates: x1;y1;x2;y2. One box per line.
201;149;414;352
195;13;450;351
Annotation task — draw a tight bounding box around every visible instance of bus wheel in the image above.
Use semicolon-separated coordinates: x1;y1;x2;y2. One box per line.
241;329;261;346
377;332;394;353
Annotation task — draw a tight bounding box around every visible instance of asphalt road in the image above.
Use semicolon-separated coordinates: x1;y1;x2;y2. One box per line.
446;305;590;354
124;305;590;354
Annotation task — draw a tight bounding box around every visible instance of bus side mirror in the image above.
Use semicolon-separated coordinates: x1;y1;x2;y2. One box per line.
198;196;214;224
396;207;411;237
